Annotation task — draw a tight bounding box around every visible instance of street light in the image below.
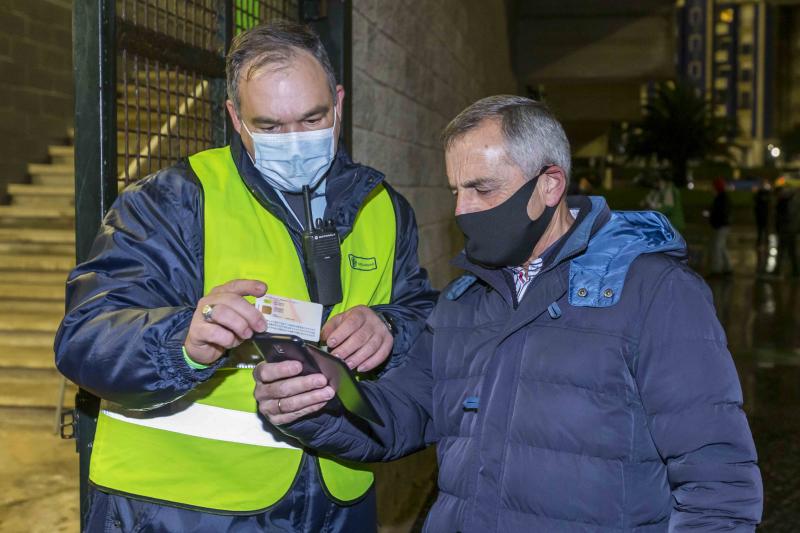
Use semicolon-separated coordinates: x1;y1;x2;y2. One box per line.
770;146;781;158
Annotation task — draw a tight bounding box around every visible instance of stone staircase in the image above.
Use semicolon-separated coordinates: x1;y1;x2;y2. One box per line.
0;70;209;429
0;131;77;428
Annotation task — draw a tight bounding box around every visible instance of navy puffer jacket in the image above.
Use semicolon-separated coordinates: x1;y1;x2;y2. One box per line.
283;197;763;532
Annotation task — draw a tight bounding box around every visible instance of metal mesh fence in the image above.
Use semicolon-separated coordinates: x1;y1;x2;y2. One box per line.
235;0;299;34
118;0;219;52
115;0;298;185
117;52;215;185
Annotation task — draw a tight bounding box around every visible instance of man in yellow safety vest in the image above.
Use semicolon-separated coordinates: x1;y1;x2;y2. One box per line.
55;21;437;532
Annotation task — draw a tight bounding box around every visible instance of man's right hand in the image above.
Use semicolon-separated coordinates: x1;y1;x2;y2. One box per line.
253;361;334;425
184;279;268;365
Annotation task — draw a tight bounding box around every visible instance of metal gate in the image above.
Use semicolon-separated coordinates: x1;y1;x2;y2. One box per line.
70;1;350;525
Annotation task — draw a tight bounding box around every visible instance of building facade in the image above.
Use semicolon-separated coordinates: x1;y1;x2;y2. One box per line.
677;0;776;167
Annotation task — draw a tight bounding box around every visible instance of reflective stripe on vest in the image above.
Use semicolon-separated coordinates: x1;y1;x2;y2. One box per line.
88;146;396;512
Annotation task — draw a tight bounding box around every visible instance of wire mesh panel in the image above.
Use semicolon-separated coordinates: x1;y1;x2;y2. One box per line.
117;53;215;185
115;0;299;186
118;0;220;51
235;0;299;33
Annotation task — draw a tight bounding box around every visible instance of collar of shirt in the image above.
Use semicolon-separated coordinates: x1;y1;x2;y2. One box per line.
504;207;581;300
507;257;543;299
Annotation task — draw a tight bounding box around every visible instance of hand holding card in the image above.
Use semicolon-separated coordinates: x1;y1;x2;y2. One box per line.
254;294;323;342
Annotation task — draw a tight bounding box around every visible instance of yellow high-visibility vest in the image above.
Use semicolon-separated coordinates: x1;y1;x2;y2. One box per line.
89;146;396;512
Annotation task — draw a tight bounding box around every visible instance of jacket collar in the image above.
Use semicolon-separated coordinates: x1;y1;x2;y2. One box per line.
229;134;386;238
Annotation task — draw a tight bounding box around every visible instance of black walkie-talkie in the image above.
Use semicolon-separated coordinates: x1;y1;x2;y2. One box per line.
301;186;343;306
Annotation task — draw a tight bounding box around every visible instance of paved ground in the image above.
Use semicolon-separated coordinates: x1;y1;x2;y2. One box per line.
707;275;800;531
0;421;78;532
1;274;798;532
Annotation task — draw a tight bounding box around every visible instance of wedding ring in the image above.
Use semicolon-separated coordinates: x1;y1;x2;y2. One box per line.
201;304;215;323
277;398;284;414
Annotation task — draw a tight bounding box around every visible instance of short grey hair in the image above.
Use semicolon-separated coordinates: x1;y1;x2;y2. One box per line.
442;95;572;183
226;21;337;113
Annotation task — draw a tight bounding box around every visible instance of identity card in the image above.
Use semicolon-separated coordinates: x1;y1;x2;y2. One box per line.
254;294;323;342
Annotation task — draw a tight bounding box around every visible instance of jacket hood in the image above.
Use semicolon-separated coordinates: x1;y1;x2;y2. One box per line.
567;197;687;308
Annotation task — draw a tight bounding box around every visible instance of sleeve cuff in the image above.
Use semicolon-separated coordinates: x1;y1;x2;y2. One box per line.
182;345;210;370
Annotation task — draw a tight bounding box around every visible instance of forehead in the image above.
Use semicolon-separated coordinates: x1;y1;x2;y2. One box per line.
445;120;511;181
239;50;332;115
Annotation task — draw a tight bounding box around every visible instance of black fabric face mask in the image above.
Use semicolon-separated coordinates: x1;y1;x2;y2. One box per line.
455;169;556;268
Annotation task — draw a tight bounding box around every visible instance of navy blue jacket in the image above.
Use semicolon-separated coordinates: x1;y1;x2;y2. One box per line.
54;138;438;531
283;197;763;532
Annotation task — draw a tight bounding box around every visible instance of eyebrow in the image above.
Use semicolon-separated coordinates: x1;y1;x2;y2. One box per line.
459;176;500;189
251;105;331;126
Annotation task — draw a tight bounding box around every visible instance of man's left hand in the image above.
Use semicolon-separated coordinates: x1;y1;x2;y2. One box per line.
321;306;393;372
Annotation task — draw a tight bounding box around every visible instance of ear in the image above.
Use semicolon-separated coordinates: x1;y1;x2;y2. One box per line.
226;100;242;135
334;85;345;119
333;85;346;146
542;165;567;207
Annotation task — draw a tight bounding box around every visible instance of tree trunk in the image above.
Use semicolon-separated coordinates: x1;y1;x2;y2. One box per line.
671;158;688;188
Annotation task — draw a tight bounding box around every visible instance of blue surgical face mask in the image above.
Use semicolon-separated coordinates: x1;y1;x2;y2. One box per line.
241;110;337;193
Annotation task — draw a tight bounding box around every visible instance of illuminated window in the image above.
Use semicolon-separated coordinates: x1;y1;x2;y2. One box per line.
740;92;752;109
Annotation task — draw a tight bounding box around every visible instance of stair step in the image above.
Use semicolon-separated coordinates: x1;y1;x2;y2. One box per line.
28;163;73;176
32;174;73;187
0;228;74;245
48;145;74;158
0;205;74;219
0;346;55;370
11;195;74;208
0;272;67;284
48;147;75;166
0;300;65;314
0;254;74;272
0;331;55;348
0;313;63;333
0;283;64;301
0;372;75;409
0;242;74;255
8;184;74;197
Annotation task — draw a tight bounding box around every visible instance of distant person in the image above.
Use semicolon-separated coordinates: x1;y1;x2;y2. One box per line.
754;177;772;248
644;176;685;232
753;177;772;273
709;177;732;275
775;184;800;278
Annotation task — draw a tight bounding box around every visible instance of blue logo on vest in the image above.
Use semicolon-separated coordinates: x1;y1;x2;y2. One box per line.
349;254;377;271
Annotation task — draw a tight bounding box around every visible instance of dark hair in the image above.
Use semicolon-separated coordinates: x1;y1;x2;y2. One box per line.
441;95;571;182
226;21;337;113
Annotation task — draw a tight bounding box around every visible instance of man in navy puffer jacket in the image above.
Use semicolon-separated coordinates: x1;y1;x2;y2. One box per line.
254;96;763;531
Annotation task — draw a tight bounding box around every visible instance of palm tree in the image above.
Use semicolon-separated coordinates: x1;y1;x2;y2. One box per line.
625;82;737;187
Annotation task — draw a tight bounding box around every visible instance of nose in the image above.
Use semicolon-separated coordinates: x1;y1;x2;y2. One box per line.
454;195;473;217
454;196;466;217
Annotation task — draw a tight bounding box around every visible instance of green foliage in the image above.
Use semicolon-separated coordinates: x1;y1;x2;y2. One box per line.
625;82;737;187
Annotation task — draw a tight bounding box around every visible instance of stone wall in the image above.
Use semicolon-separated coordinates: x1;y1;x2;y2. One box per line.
349;1;517;530
0;0;73;202
351;0;518;289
